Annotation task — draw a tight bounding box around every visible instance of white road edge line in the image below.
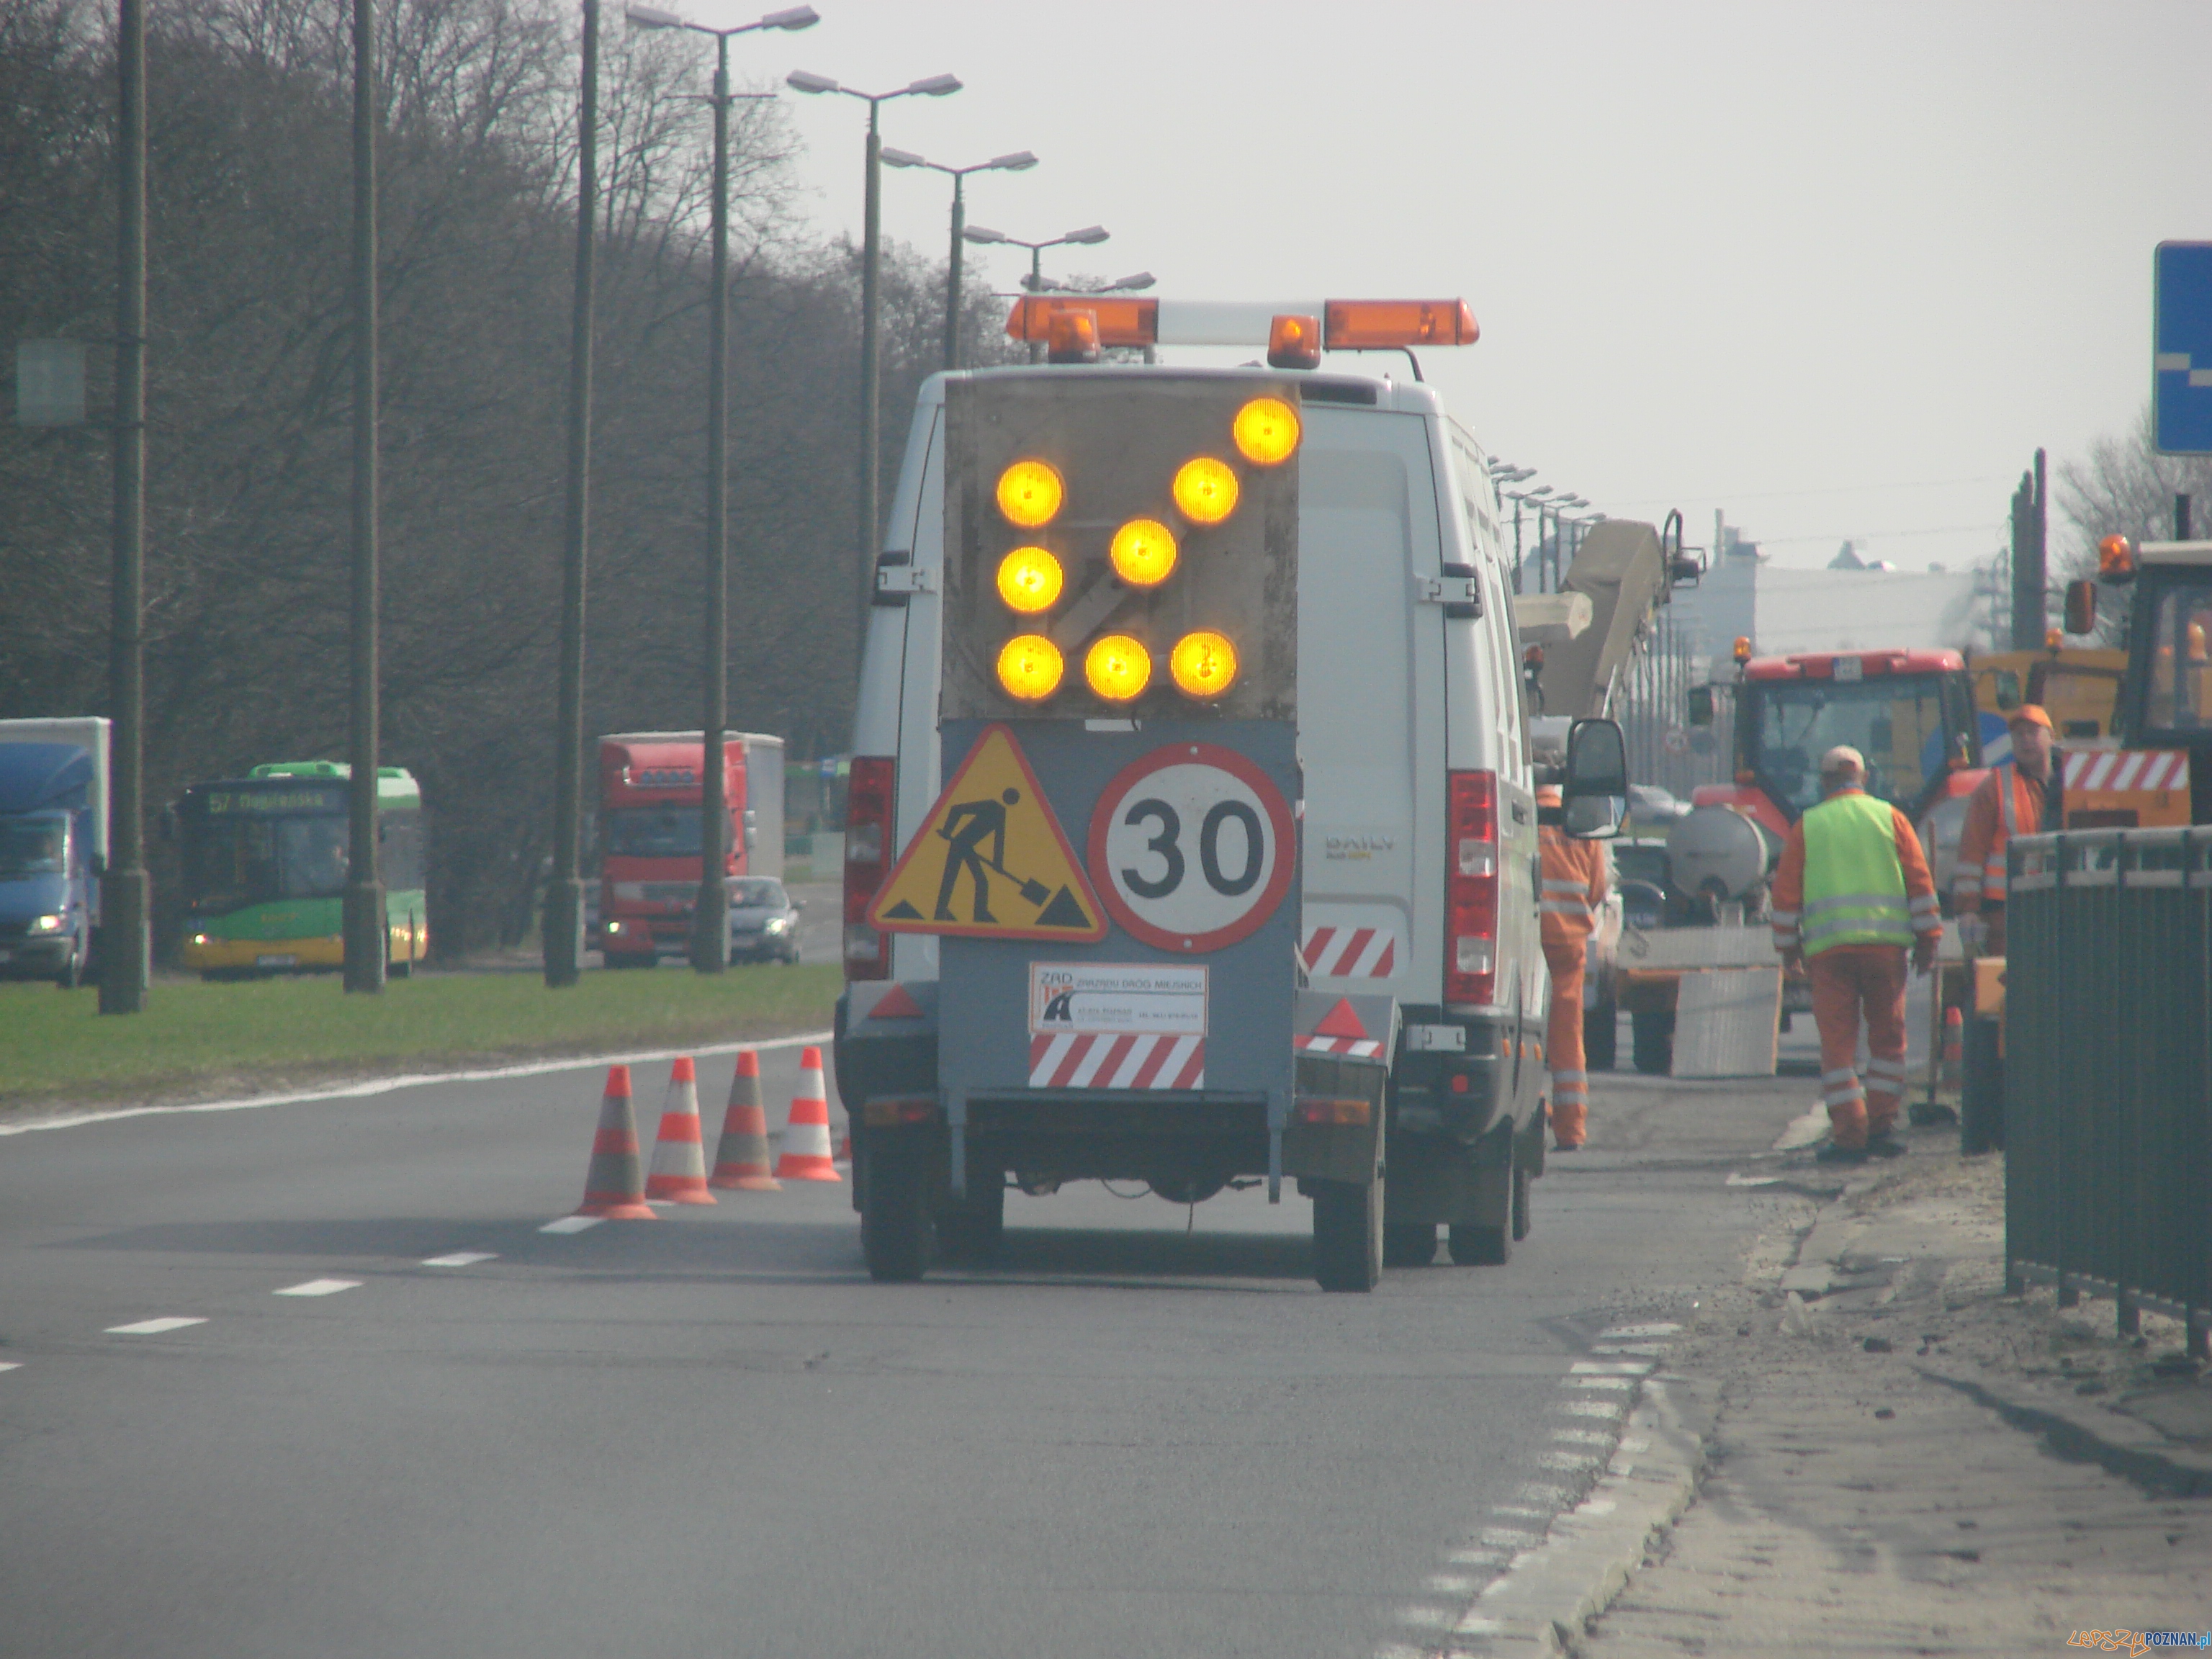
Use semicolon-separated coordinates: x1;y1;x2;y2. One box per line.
421;1251;498;1267
273;1279;361;1297
0;1029;836;1138
106;1317;207;1335
539;1215;602;1235
0;1362;21;1372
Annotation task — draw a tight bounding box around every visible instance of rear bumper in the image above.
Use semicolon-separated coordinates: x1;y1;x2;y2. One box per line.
183;934;343;971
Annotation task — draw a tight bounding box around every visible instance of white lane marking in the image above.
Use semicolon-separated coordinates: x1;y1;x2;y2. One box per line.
1480;1527;1542;1549
1580;1497;1619;1516
1727;1172;1781;1187
1566;1375;1637;1390
539;1215;602;1235
1595;1322;1681;1339
1550;1428;1613;1445
1591;1342;1667;1356
0;1362;20;1372
1491;1505;1547;1519
1554;1397;1628;1419
1423;1573;1478;1594
273;1279;360;1297
1570;1359;1653;1375
1774;1104;1829;1151
421;1251;498;1267
107;1317;206;1335
1539;1448;1603;1471
1392;1605;1456;1630
1453;1615;1502;1637
0;1029;837;1138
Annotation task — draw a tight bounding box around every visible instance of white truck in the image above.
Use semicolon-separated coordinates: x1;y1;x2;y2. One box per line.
832;297;1627;1290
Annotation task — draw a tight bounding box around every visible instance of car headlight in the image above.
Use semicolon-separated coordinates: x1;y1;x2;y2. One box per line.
30;914;63;933
763;915;791;934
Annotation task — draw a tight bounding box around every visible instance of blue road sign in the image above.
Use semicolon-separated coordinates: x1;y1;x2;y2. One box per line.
2155;241;2212;454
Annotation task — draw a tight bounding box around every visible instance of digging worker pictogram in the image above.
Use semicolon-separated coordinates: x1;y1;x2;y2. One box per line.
935;787;1023;922
1771;745;1943;1164
1952;702;2056;958
1537;783;1609;1151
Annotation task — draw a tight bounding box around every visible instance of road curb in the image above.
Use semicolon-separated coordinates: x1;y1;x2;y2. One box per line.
1445;1374;1715;1657
1913;1360;2212;1498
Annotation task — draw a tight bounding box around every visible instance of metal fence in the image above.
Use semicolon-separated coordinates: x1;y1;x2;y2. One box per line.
1611;603;1730;802
2005;828;2211;1354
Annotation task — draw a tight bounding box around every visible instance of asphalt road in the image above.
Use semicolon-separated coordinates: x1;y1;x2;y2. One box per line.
0;1043;1833;1659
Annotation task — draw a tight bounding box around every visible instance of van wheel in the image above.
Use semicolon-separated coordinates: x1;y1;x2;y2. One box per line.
936;1170;1005;1262
1313;1153;1382;1292
1631;1010;1676;1075
861;1137;931;1282
1584;1001;1617;1071
55;949;82;991
1382;1223;1438;1267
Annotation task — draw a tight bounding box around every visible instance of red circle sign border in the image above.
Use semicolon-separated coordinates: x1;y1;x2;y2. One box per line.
1085;741;1298;953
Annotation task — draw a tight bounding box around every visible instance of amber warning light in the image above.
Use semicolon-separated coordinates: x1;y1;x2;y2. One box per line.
1005;295;1480;354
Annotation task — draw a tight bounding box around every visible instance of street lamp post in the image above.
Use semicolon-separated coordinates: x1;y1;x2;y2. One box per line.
787;69;961;639
544;0;604;989
101;0;148;1014
631;4;818;975
878;146;1037;371
960;223;1110;361
343;0;385;994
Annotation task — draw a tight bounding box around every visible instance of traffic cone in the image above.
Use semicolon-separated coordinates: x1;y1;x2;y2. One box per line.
644;1056;716;1205
1941;1005;1964;1089
575;1065;657;1219
773;1046;842;1182
709;1048;781;1192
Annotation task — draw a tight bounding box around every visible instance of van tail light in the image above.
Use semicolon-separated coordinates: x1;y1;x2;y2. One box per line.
843;757;895;981
1445;769;1498;1007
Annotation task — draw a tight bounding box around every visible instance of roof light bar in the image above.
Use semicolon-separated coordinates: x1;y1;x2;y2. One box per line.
1002;295;1479;351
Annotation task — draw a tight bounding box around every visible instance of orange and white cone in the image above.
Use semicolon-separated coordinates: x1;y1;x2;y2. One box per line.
644;1056;716;1205
1941;1005;1964;1089
576;1064;657;1219
773;1046;842;1183
709;1048;781;1192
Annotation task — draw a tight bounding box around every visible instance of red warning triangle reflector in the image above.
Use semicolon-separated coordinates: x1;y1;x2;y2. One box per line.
1313;997;1367;1040
871;984;923;1020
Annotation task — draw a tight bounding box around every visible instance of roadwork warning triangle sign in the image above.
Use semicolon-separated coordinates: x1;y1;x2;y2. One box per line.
869;725;1107;942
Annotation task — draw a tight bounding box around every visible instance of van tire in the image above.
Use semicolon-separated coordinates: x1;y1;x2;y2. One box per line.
1313;1150;1382;1292
862;1137;932;1282
936;1171;1005;1262
55;949;82;991
1631;1010;1675;1076
1584;1001;1617;1071
1382;1223;1438;1267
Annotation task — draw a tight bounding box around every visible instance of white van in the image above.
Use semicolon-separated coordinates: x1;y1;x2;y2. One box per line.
834;300;1626;1290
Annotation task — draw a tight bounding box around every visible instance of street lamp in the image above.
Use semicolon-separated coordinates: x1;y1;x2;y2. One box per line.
631;1;818;975
878;145;1036;372
962;222;1110;360
1026;271;1154;293
787;68;961;642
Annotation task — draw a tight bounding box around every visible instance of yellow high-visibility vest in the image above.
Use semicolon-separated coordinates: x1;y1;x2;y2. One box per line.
1799;791;1912;956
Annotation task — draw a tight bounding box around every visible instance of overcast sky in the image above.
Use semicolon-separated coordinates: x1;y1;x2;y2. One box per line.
694;0;2211;571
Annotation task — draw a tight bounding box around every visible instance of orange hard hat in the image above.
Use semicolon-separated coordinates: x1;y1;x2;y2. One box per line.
2008;703;2053;732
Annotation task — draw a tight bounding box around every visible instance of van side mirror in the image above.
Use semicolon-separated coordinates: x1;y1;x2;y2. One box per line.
1563;717;1629;840
2064;579;2097;635
1992;668;2022;712
1686;685;1714;728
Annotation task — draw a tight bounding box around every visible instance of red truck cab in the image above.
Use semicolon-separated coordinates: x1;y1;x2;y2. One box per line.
595;734;747;967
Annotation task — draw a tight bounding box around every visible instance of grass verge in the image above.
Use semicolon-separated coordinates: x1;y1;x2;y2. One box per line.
0;964;840;1112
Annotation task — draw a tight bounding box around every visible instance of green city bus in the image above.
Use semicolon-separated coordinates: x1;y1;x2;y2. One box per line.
176;763;428;978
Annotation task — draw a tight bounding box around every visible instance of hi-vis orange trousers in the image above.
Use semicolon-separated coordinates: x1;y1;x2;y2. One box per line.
1809;943;1909;1149
1542;940;1588;1148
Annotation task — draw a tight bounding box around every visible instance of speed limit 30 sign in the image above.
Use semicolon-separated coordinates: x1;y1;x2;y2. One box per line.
1087;742;1296;952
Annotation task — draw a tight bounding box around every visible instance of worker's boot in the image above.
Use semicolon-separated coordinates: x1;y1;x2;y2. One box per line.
1864;1126;1907;1159
1815;1142;1869;1166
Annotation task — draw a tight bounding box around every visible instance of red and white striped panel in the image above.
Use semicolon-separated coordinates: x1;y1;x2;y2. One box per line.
1295;1034;1384;1058
2064;749;2189;792
1028;1033;1205;1090
1301;926;1398;979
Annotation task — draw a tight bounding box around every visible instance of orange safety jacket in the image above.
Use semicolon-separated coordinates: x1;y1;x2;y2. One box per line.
1770;786;1942;956
1538;826;1609;948
1953;763;2047;910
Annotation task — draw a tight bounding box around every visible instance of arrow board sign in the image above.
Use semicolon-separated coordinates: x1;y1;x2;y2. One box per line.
870;724;1107;942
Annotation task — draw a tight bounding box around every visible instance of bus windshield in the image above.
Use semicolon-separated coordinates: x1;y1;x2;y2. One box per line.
1753;676;1954;816
0;817;68;878
184;814;351;912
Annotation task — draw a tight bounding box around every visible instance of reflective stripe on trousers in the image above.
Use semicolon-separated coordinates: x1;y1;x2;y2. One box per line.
1543;940;1588;1146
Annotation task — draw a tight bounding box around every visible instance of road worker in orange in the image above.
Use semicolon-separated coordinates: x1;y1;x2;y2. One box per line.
1769;746;1942;1164
1537;783;1609;1151
1952;703;2056;958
